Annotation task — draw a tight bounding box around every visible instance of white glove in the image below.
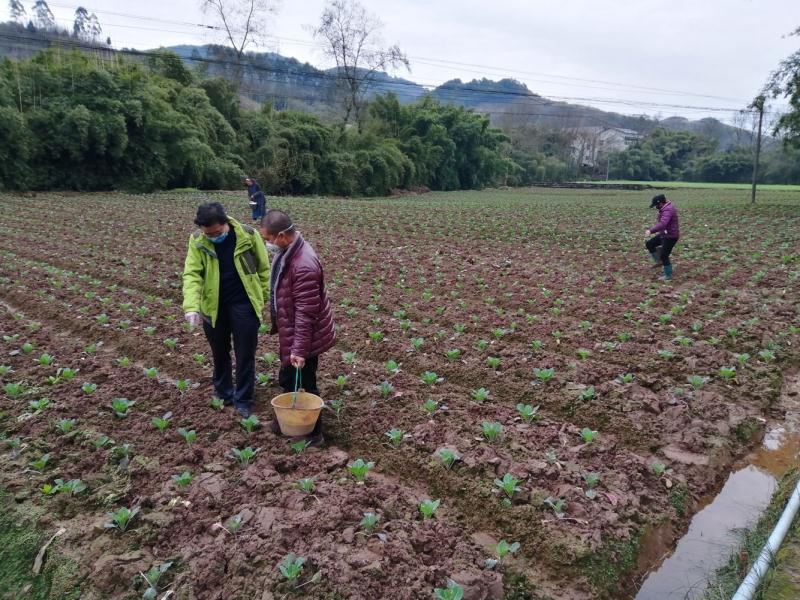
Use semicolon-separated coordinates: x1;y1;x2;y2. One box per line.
185;312;201;328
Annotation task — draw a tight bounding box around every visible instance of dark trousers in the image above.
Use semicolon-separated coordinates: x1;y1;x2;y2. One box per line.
278;356;322;437
203;302;259;406
646;235;679;266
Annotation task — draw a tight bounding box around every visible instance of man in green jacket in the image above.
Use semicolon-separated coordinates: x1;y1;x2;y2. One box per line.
182;202;270;418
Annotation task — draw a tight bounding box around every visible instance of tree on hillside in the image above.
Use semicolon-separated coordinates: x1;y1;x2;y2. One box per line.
9;0;26;23
311;0;409;133
32;0;55;30
199;0;281;67
88;12;102;41
766;26;800;146
73;7;89;37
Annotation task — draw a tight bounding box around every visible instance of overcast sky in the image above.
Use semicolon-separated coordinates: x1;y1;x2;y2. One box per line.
4;0;799;123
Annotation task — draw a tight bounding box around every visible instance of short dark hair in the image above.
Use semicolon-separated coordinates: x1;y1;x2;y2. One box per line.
261;209;294;235
194;202;229;227
650;194;667;208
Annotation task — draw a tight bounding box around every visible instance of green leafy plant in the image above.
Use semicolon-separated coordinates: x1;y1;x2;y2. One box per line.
176;378;190;392
58;367;77;380
581;386;596;401
177;428;197;445
481;421;502;442
410;337;424;351
422;398;439;414
81;382;97;394
0;365;12;376
419;499;441;519
533;367;555;382
486;356;501;370
4;382;25;396
105;506;140;532
516;403;540;423
384;359;400;375
28;397;49;411
230;446;261;467
583;472;601;499
55;418;76;434
171;471;194;488
296;477;316;493
376;380;395;398
580;427;598;443
687;374;708;389
21;342;35;354
360;512;379;533
192;353;206;364
385;428;406;446
759;349;776;362
342;351;357;364
291;440;311;454
436;448;458;469
719;366;737;380
420;371;439;386
471;387;490;402
91;436;113;449
490;539;521;562
151;412;172;431
116;356;131;367
444;349;461;360
348;458;375;483
209;397;224;410
651;461;666;476
139;560;173;600
278;553;306;582
544;496;565;519
36;353;55;366
494;473;521;503
30;453;50;471
111;397;135;418
434;580;464;600
143;367;158;378
240;415;260;433
163;338;178;350
619;373;634;384
576;348;591;360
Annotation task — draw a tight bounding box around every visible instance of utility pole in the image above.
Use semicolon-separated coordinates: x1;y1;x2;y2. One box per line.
750;95;765;204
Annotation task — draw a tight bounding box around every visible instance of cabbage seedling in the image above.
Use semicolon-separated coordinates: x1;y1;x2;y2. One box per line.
583;473;601;499
581;387;596;401
143;326;156;335
544;496;565;519
21;342;35;354
410;338;424;351
734;353;750;365
516;403;540;423
139;560;173;600
348;458;375;483
759;350;776;362
177;428;197;445
192;353;206;364
474;339;489;351
6;437;21;459
491;539;520;562
533;367;555;382
576;348;591;360
444;349;461;360
58;478;87;495
92;436;113;449
291;440;311;454
342;351;357;364
58;367;77;380
436;448;457;469
230;446;261;467
116;357;131;367
494;473;520;503
105;506;140;532
419;499;440;519
30;453;50;471
29;397;50;411
209;397;224;410
422;399;439;414
278;553;305;582
56;418;76;434
143;367;158;378
111;397;135;418
37;353;55;366
171;471;194;488
4;382;25;396
530;339;543;350
619;373;634;384
471;388;490;402
580;428;598;443
687;375;707;389
385;428;406;446
651;461;666;476
486;356;501;370
659;349;675;359
368;331;384;342
151;412;172;431
330;398;344;419
176;378;190;392
0;365;12;376
296;477;316;493
163;338;178;350
360;512;379;533
434;580;464;600
376;381;395;398
481;421;502;442
420;371;439;386
111;443;133;465
385;359;400;375
719;366;737;380
226;514;243;535
81;382;97;394
240;415;260;433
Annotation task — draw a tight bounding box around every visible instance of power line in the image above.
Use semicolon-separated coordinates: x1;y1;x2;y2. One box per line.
27;1;755;106
0;30;764;120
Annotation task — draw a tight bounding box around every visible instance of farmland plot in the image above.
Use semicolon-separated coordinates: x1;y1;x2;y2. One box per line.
0;187;798;599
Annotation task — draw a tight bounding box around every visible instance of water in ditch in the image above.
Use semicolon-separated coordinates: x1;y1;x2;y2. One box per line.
633;375;800;600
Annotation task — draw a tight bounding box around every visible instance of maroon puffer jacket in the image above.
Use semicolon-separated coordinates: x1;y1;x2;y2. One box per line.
270;235;336;364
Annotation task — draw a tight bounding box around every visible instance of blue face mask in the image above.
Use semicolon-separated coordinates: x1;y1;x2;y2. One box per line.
206;230;228;244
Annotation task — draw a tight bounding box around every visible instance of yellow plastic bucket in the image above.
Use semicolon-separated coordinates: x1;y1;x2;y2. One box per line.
270;392;324;436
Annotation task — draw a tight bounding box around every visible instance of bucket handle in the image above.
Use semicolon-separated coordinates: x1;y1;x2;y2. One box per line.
292;366;301;408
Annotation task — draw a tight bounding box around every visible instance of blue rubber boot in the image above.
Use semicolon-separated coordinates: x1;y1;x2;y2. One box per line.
663;264;673;280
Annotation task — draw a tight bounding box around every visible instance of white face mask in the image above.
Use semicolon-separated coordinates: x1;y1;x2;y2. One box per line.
266;242;281;253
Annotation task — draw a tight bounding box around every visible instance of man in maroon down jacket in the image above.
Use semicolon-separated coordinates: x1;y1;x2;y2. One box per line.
261;209;335;443
645;193;680;281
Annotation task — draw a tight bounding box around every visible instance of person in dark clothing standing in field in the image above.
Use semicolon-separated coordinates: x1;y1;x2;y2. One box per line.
261;209;335;443
245;177;267;224
645;193;680;281
182;202;270;418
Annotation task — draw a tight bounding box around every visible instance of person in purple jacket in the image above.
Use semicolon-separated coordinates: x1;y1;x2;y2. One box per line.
645;194;680;280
